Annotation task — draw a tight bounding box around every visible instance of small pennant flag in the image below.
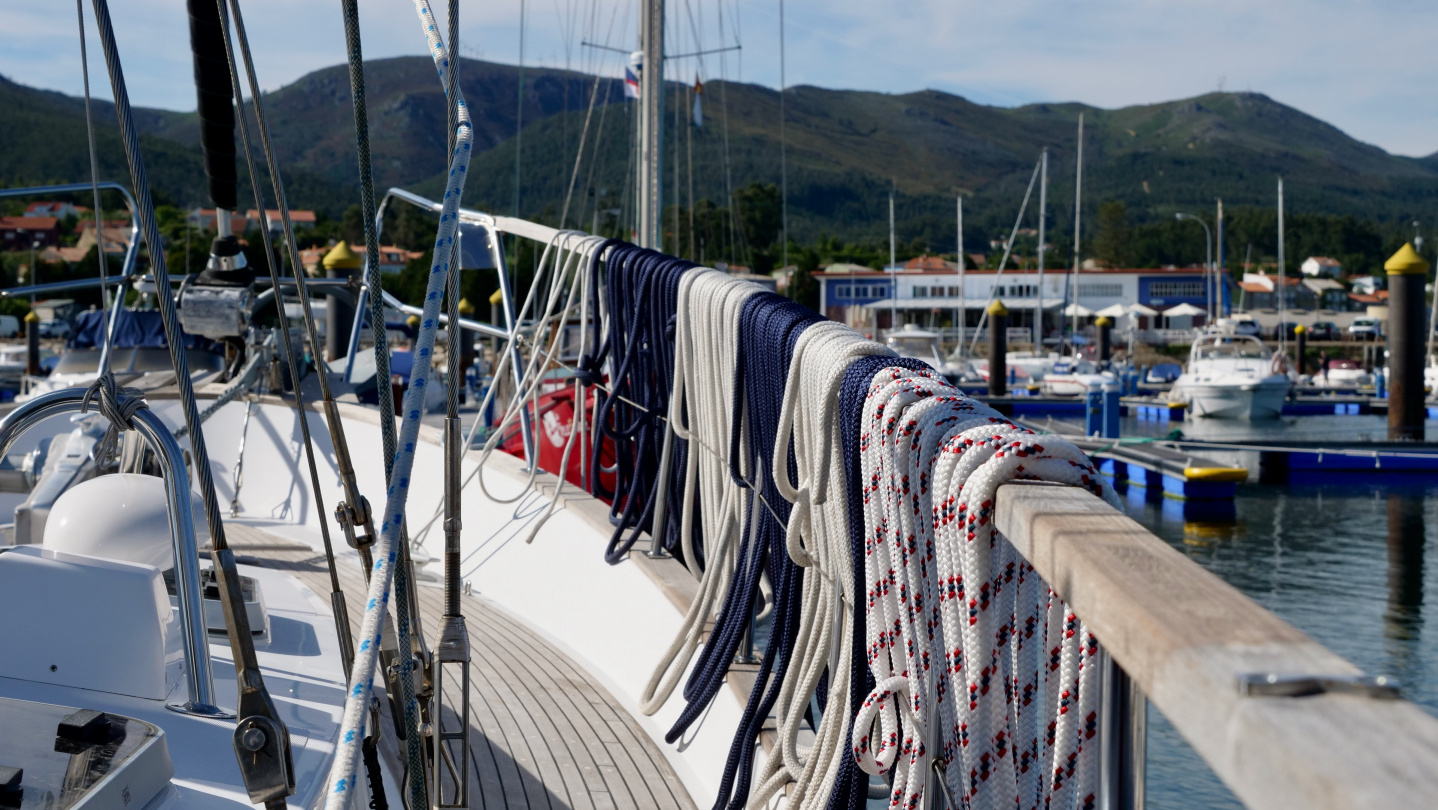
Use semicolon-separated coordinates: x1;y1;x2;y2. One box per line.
625;52;642;99
692;75;703;127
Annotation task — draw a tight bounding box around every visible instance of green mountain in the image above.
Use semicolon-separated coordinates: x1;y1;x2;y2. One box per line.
0;73;348;213
4;58;1437;255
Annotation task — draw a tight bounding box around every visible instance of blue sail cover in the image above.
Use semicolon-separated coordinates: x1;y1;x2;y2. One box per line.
69;310;217;351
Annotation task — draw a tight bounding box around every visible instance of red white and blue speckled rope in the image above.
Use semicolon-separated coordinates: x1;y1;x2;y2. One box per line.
851;368;1119;810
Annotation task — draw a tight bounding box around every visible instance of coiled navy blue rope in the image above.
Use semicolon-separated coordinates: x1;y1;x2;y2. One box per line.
589;242;698;564
664;292;822;810
826;355;933;810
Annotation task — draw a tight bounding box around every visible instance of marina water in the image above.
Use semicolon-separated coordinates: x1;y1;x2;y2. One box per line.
1117;411;1437;806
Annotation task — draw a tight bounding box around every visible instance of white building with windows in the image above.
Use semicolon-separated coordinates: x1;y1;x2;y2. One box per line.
816;263;1220;340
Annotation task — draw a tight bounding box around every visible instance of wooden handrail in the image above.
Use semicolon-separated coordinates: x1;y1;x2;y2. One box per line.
994;481;1438;810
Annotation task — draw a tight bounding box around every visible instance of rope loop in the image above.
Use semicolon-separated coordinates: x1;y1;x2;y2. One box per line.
81;373;148;466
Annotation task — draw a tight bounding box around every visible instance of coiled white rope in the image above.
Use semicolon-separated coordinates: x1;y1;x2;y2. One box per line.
748;322;892;809
851;367;1120;810
324;1;470;804
637;269;761;715
478;232;609;542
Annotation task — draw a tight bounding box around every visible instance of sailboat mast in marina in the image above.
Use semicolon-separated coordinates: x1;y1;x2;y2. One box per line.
1069;113;1084;348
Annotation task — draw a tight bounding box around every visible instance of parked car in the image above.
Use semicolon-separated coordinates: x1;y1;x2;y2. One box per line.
1307;321;1339;341
1348;318;1383;341
1216;316;1262;337
0;315;18;338
37;319;70;338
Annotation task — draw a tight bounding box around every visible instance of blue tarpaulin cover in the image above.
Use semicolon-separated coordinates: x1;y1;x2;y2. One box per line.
69;310;215;351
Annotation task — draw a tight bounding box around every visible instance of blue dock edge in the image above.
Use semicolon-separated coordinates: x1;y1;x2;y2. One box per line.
1095;457;1238;502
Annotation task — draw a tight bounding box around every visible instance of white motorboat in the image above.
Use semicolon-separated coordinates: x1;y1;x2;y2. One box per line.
1005;349;1061;381
17;310;228;403
0;346;28;389
968;350;1063;385
1308;358;1372;388
1172;333;1291;419
1041;357;1115;396
886;323;978;381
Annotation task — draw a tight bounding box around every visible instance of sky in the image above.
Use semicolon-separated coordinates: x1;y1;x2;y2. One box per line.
5;0;1438;157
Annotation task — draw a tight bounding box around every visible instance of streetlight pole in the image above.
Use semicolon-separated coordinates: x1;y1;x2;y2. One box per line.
889;186;897;335
30;239;40;305
1175;213;1213;323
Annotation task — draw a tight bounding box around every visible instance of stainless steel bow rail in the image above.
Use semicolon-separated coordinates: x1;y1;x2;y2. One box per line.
0;182;141;374
993;480;1438;810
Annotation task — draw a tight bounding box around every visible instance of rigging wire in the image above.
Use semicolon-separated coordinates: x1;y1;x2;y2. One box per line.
716;0;738;265
74;0;111;314
778;0;788;271
325;1;472;806
558;0;622;228
513;0;527;222
968;156;1043;356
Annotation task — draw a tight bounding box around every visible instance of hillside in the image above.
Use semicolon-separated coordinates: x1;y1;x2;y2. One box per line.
3;58;1437;250
0;73;348;213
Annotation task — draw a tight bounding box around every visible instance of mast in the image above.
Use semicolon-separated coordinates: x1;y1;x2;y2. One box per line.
889;186;896;333
956;195;965;355
1216;197;1225;319
1036;147;1047;348
779;0;788;270
1429;237;1438;362
1277;177;1286;350
638;0;664;249
1069;114;1083;349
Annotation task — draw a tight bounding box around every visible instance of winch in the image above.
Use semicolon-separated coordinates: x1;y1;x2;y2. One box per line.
178;233;254;340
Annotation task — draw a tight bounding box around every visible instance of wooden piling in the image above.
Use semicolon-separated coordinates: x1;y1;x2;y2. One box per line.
1294;323;1307;377
322;241;363;362
988;299;1008;397
24;311;40;376
1384;243;1426;440
1096;315;1113;366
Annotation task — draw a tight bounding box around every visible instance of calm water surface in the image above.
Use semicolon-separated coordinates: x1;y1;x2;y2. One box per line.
1113;412;1437;808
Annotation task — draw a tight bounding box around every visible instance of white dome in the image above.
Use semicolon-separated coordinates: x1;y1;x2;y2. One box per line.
44;473;210;570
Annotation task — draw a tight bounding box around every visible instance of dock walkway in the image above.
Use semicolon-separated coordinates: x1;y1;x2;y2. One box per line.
224;522;697;810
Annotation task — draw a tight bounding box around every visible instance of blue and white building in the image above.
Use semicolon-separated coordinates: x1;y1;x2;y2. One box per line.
817;261;1220;338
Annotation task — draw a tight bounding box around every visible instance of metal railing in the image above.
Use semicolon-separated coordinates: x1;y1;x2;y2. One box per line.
0;387;226;718
0;182;141;300
994;481;1438;809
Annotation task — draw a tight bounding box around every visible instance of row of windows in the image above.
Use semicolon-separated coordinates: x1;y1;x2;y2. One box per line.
833;279;1206;301
912;286;963;298
911;284;1040;298
1149;281;1206;298
833;283;889;299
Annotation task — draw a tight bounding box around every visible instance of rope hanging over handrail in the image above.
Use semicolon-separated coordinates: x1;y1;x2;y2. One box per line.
555;240;1124;810
589;244;700;563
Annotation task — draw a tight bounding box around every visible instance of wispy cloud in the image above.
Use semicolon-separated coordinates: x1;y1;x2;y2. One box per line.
4;0;1436;155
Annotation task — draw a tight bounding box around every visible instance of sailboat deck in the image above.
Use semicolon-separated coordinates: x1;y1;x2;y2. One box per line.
224;522;697;810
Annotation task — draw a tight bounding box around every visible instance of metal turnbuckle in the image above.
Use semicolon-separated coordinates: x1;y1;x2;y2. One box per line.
429;616;471;808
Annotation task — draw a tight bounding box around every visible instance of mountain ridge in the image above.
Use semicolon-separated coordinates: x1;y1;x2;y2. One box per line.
4;59;1436;251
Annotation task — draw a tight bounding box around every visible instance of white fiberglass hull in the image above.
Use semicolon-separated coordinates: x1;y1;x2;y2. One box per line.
1173;377;1289;419
1042;373;1114;397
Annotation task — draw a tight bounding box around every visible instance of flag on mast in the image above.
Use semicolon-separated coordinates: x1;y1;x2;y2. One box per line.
692;75;703;127
624;52;642;99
